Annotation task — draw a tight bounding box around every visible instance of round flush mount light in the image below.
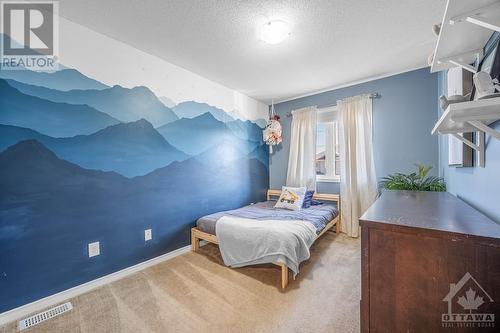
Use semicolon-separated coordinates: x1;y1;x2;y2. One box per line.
259;20;291;44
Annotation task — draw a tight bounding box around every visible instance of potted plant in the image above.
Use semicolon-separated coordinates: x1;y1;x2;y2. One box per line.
380;164;446;192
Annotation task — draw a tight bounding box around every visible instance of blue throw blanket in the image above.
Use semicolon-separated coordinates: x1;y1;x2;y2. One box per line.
197;200;338;235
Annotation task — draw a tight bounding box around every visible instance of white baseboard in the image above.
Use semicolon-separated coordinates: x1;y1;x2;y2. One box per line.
0;245;192;326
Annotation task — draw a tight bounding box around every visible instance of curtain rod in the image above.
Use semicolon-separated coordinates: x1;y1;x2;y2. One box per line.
285;92;380;117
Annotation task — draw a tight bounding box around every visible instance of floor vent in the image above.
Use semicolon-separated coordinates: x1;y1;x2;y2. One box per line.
18;302;73;331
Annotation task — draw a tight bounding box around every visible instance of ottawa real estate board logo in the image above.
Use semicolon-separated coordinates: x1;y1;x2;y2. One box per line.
1;1;59;71
442;272;495;328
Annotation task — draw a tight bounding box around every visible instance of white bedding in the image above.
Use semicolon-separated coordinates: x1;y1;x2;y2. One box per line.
215;215;317;277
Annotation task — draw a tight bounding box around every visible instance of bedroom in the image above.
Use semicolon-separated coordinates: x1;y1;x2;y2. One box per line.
0;0;500;332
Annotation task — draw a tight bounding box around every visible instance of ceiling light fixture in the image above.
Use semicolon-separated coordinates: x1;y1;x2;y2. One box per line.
259;20;291;45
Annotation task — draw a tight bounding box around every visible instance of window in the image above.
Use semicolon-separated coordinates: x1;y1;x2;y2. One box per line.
316;107;340;182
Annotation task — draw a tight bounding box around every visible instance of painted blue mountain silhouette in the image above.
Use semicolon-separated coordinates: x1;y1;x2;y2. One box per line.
0;33;106;90
194;139;250;166
170;102;263;141
0;140;267;311
0;140;126;193
190;139;268;171
0;79;119;137
159;96;176;108
0;35;269;312
0;120;188;177
56;120;188;177
6;79;178;127
173;101;234;122
157;112;258;156
0;125;50;152
228;109;267;129
249;144;270;167
225;119;263;142
0;68;108;91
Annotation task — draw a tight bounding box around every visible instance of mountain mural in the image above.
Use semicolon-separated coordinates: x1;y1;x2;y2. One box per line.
6;79;178;127
172;101;235;122
159;96;176;108
0;63;268;312
0;121;189;177
226;119;263;142
0;79;120;137
0;68;109;91
157;112;259;155
0;124;51;151
0;140;267;311
249;144;270;167
157;112;227;155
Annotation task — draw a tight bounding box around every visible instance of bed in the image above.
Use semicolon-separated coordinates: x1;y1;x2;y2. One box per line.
191;189;341;289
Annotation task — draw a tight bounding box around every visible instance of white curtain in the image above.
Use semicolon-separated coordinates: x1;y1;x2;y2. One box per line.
338;95;378;237
286;106;317;190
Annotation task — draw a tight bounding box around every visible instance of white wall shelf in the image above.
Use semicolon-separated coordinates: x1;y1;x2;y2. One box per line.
431;0;500;74
432;97;500;167
450;2;500;33
431;0;500;167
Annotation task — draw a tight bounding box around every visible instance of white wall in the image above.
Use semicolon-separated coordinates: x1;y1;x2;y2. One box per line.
58;16;267;121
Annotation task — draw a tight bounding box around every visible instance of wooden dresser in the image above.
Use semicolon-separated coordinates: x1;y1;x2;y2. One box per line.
360;190;500;332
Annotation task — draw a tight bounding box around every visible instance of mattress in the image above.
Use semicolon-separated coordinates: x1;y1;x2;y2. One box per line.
196;200;338;236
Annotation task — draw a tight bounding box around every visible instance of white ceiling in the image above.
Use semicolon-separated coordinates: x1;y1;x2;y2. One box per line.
58;0;447;103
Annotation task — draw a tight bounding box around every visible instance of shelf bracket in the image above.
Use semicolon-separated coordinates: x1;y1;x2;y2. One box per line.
450;2;500;32
451;132;485;168
467;16;500;33
451;133;479;151
468;120;500;140
447;60;477;74
437;49;482;74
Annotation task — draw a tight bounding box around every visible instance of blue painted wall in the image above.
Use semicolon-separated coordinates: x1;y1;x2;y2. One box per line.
438;64;500;223
270;68;439;193
0;66;269;312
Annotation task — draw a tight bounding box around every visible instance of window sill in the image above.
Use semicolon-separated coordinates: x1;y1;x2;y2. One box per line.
316;176;340;183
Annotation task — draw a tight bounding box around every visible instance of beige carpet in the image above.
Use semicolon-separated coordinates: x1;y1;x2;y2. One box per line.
1;232;360;333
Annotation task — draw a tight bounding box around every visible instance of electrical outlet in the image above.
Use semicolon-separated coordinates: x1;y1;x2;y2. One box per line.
144;229;152;241
88;242;100;257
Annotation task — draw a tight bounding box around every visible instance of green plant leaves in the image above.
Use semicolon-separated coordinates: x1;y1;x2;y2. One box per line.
379;164;446;192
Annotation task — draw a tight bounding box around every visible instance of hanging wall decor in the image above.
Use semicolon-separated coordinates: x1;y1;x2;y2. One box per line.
263;101;282;153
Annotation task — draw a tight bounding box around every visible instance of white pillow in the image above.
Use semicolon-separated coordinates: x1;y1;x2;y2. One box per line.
274;186;307;211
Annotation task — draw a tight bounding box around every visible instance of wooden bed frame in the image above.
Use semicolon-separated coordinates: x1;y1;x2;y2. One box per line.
191;189;341;289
